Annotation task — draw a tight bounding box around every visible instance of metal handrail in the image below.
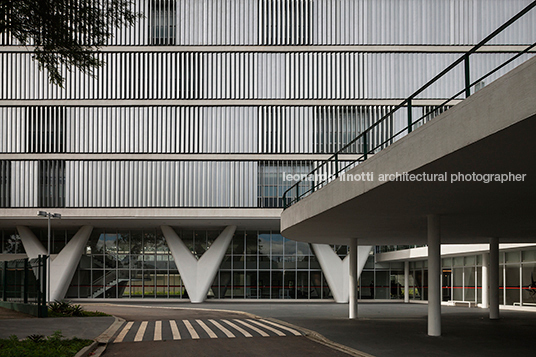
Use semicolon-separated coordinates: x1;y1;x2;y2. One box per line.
282;1;536;209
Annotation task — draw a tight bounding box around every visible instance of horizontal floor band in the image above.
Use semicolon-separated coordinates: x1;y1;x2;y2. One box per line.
0;99;463;107
0;153;366;161
0;45;534;53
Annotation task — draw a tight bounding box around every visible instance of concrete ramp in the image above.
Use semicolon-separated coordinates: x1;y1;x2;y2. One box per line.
281;56;536;245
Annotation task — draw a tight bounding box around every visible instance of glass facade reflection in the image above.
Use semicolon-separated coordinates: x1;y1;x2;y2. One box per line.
65;228;335;300
405;249;536;306
1;228;535;303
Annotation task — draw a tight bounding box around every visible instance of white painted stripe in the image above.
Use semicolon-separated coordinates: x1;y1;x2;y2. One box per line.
208;319;235;338
259;319;302;336
246;319;286;336
134;321;148;342
154;321;162;341
169;320;181;340
114;321;134;343
196;320;218;339
233;319;270;337
221;319;253;338
183;320;200;339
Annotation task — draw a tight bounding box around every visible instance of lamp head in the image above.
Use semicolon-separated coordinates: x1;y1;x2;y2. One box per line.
37;211;48;217
52;213;62;219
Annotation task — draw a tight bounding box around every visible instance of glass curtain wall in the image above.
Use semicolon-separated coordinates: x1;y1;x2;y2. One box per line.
67;229;333;300
212;231;330;299
405;249;536;306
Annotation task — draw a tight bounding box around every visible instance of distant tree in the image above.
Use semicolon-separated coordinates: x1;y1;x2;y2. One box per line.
0;0;140;86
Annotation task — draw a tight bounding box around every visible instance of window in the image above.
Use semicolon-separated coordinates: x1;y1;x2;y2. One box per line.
27;107;66;153
315;107;370;154
0;161;10;207
151;0;176;45
257;161;311;208
38;160;65;207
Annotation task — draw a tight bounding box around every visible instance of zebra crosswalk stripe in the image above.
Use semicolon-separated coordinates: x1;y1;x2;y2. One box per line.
260;319;302;336
154;321;162;341
208;319;235;338
134;321;148;342
113;319;299;342
114;321;133;343
183;320;200;339
233;319;270;337
246;319;286;336
196;319;218;339
220;319;253;338
169;320;181;340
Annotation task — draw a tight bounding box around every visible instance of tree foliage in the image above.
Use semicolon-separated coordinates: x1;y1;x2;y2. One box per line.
0;0;139;86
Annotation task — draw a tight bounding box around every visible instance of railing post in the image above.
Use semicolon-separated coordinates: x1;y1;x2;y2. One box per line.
42;255;47;304
37;256;41;307
363;132;368;160
407;99;413;133
2;261;7;302
334;154;339;178
23;258;29;304
41;256;48;317
465;55;471;98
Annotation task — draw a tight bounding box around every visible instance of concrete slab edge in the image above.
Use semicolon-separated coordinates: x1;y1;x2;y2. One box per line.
262;317;375;357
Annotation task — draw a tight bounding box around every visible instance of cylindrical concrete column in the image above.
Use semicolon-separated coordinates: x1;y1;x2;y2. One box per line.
404;260;410;303
489;238;500;320
349;238;358;319
427;215;441;337
482;253;489;309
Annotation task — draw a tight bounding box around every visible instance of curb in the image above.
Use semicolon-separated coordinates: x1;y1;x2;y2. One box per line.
85;303;261;319
262;317;375;357
74;316;125;357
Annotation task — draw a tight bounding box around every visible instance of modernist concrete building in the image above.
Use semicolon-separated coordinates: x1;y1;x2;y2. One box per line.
1;0;535;306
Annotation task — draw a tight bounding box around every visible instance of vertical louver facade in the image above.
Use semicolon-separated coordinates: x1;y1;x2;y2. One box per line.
1;0;535;300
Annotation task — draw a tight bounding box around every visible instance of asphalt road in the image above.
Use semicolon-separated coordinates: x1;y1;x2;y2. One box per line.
82;303;356;357
80;301;536;357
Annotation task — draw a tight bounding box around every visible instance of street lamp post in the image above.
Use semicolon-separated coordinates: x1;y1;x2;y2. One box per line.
37;211;61;303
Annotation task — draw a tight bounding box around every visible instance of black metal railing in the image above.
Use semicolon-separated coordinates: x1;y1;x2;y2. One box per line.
283;1;536;209
0;256;48;317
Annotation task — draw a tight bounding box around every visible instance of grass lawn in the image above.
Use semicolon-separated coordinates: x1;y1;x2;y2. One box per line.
0;331;93;357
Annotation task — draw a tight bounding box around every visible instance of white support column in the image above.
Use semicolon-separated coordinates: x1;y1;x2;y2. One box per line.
311;243;372;303
427;215;441;337
16;226;47;258
349;238;358;319
17;225;93;302
481;252;489;309
404;260;410;303
161;225;236;303
489;238;500;320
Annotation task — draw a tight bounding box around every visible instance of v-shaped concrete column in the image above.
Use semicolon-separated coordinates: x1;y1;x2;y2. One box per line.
311;243;372;303
17;225;93;301
161;225;236;303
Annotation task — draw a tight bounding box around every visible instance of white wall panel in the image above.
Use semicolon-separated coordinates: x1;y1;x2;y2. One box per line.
1;1;535;46
65;161;257;208
3;52;533;100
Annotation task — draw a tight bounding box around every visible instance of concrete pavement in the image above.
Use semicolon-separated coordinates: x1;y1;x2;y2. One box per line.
0;311;115;340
